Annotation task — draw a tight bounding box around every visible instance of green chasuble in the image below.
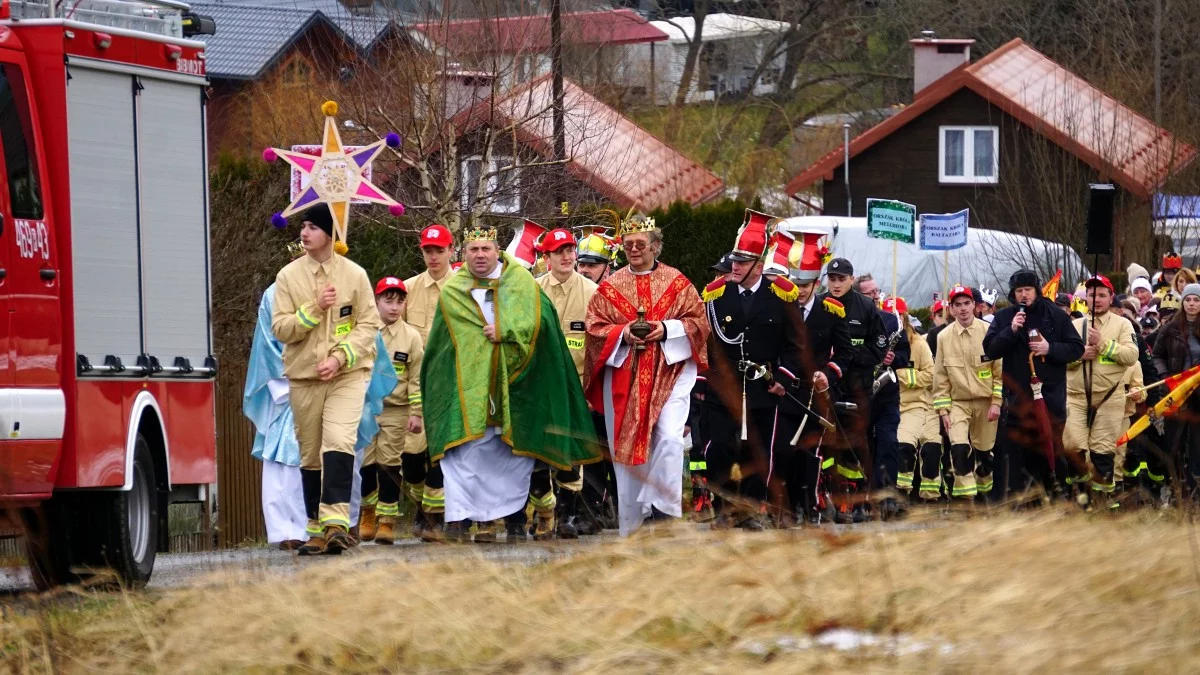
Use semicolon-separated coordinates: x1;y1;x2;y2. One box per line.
422;253;600;470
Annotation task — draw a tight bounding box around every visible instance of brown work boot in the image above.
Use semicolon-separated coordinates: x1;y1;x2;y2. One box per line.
375;516;396;545
324;524;356;554
359;505;377;542
532;511;556;541
420;512;446;543
474;520;501;543
297;533;328;556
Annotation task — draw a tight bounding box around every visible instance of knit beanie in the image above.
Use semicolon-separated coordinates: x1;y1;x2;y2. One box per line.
1183;283;1200;301
302;204;334;238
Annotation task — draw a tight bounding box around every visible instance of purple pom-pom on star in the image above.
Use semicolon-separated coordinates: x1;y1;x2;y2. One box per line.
262;147;278;163
385;133;402;149
271;212;287;229
389;203;406;217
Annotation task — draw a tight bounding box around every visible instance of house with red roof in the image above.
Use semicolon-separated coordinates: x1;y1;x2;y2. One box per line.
399;73;723;220
785;36;1196;262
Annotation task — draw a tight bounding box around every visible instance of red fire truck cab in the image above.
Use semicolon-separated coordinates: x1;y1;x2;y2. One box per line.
0;0;216;588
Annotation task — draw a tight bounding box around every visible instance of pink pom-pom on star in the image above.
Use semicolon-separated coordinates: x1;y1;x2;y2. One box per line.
389;203;406;217
385;133;402;149
270;212;287;228
262;147;278;163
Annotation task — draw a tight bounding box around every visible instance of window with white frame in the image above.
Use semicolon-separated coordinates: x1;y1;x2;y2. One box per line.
939;126;999;184
461;155;521;214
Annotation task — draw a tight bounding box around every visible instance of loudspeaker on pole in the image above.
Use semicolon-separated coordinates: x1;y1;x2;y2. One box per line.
1085;183;1116;256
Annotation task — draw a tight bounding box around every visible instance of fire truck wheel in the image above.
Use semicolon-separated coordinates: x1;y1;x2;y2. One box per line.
21;500;80;591
100;435;159;588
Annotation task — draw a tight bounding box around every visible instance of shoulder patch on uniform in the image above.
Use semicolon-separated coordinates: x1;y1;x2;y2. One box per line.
769;276;799;302
702;278;727;302
823;297;845;318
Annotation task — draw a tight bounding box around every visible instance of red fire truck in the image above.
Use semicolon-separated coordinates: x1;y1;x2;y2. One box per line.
0;0;217;588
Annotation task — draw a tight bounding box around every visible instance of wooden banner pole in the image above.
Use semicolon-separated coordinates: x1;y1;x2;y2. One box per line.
892;240;899;300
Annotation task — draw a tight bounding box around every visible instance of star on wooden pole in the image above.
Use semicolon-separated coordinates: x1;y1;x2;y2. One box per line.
265;100;404;245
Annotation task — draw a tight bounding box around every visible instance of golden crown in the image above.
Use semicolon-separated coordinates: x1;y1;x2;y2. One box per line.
463;225;498;243
617;214;657;237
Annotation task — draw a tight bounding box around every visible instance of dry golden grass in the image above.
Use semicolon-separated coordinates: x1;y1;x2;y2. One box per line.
5;509;1200;673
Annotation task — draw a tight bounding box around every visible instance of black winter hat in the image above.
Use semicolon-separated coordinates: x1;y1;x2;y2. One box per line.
302;204;334;238
1007;269;1041;303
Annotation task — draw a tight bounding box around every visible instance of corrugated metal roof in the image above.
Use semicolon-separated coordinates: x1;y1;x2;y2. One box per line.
409;9;667;57
786;38;1196;202
194;0;394;79
456;76;723;210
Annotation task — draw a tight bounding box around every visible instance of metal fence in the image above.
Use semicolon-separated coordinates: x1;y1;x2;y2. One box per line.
215;366;266;548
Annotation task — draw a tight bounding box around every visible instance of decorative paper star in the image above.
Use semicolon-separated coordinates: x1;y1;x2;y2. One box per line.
268;101;402;244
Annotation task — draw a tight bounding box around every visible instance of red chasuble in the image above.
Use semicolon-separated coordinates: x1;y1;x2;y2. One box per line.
584;263;709;465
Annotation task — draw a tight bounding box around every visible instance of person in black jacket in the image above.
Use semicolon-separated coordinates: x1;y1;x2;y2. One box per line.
984;269;1085;498
702;212;805;529
770;260;852;524
1151;283;1200;498
824;258;884;520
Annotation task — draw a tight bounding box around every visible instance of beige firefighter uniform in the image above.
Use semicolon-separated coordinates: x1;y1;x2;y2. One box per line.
535;270;597;500
897;333;941;499
272;253;380;529
365;319;425;517
933;318;1003;497
1063;312;1139;490
404;269;452;343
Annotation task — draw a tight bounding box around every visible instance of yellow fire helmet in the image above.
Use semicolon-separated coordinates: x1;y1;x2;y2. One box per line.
577;230;618;265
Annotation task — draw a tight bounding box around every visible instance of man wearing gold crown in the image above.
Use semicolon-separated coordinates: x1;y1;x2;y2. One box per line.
584;215;710;536
422;224;599;542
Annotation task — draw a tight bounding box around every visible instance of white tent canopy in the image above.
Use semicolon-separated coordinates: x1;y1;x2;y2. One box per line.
775;216;1091;308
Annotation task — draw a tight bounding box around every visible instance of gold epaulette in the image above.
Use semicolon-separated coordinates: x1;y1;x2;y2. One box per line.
702;278;726;302
769;276;799;302
823;297;846;318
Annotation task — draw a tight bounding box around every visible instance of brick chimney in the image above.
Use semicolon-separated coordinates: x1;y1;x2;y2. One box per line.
910;30;974;96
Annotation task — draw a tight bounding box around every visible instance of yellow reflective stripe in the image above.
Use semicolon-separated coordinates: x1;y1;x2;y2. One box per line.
529;492;556;509
821;457;835;470
297;306;319;328
919;480;942;490
897;473;914;489
689;461;707;471
933;398;952;410
976;478;993;493
406;483;425;502
339;342;357;368
362;491;379;506
376;502;401;516
305;523;323;537
951;485;977;496
1102;339;1118;359
319;515;351;528
409;393;423;404
836;464;865;480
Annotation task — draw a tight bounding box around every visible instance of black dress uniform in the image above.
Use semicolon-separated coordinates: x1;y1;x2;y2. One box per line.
871;309;910;492
772;291;853;521
826;282;885;496
703;275;804;522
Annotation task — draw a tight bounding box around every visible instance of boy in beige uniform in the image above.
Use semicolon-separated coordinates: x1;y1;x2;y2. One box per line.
933;285;1003;500
534;228;598;538
403;224;454;537
271;204;381;555
888;298;940;501
359;277;424;545
1063;275;1139;501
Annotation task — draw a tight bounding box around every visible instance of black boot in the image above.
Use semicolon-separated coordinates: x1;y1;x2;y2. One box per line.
556;490;581;539
505;511;527;543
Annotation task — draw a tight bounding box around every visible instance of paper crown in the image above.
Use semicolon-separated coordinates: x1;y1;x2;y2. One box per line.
979;287;999;305
730;209;776;261
463;224;499;243
1163;252;1183;270
265;100;404;245
506;219;546;268
286;240;305;260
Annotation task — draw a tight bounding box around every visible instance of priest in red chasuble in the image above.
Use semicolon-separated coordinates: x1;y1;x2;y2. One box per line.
584;215;710;536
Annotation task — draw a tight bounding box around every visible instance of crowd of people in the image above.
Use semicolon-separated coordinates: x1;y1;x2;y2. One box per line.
243;204;1200;553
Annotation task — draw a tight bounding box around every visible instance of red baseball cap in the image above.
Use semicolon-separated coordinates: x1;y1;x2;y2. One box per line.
948;285;973;303
931;299;945;313
538;228;576;253
883;297;908;314
1085;274;1114;293
374;276;407;296
420;224;451;248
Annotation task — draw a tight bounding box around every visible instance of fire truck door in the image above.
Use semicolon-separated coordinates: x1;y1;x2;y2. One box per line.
0;189;9;387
